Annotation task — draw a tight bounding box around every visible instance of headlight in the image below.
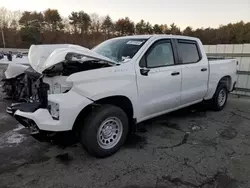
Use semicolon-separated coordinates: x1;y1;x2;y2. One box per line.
48;101;59;120
53;83;61;94
49;83;72;94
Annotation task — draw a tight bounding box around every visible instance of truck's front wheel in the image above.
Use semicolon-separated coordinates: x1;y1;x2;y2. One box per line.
80;105;129;158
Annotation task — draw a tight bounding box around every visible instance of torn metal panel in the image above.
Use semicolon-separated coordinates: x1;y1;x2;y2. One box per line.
4;63;29;79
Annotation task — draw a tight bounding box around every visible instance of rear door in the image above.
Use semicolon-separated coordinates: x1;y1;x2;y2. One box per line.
135;39;182;121
176;39;209;106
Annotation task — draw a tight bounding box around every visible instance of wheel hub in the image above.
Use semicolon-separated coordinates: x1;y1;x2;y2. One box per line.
97;117;123;149
102;125;113;139
218;89;226;106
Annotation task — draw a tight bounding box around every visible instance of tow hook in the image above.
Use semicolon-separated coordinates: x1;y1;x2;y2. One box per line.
30;126;39;135
29;122;40;135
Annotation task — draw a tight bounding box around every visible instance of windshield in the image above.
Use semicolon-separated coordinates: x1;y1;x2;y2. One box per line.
92;38;147;63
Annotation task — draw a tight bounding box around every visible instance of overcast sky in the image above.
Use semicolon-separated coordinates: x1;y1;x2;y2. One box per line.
1;0;249;29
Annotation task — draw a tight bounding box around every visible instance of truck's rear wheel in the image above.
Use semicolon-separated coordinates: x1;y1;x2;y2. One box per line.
80;105;129;158
210;84;228;111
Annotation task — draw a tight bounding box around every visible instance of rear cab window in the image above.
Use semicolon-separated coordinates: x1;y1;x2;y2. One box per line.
177;40;202;64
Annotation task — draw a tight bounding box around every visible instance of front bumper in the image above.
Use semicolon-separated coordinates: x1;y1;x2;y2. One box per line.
6;103;22;116
13;90;93;132
15;109;63;132
6;102;41;116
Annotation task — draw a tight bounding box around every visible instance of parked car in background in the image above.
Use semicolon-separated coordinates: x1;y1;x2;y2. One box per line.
16;52;23;58
0;52;3;59
6;51;12;61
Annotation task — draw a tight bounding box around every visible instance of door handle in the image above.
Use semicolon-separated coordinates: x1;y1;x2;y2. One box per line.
171;71;180;76
140;67;150;76
201;68;207;72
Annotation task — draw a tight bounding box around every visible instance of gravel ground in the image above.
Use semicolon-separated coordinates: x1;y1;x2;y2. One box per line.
0;86;250;188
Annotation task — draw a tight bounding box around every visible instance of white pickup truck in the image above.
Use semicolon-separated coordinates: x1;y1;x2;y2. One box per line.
12;35;237;157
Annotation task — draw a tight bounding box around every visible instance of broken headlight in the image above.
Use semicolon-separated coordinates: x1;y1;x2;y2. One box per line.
48;101;59;120
53;83;61;94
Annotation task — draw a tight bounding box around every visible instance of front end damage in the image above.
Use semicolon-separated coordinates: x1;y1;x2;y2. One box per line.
13;88;94;141
6;44;117;139
2;63;30;101
11;68;50;136
6;66;49;115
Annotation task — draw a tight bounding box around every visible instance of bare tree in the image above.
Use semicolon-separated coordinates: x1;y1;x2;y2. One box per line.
0;7;11;48
62;17;71;33
90;13;103;33
0;7;8;28
9;10;22;29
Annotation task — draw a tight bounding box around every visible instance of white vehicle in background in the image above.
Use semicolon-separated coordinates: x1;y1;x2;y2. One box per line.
10;35;237;158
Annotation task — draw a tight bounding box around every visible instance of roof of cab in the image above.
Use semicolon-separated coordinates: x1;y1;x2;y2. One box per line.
114;34;199;41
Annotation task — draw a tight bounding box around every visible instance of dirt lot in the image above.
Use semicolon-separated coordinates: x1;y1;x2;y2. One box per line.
0;86;250;188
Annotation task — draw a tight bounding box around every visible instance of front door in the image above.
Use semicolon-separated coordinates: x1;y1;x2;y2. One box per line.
135;39;182;121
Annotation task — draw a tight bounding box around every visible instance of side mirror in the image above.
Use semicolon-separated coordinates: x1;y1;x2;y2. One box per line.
140;67;150;76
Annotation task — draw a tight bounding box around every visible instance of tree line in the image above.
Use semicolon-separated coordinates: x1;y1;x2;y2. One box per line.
0;7;250;49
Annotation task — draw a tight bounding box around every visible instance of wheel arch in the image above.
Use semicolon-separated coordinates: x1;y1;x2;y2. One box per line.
217;75;232;91
205;75;232;100
72;95;135;133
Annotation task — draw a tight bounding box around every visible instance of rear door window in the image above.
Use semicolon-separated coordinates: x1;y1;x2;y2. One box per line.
177;40;201;64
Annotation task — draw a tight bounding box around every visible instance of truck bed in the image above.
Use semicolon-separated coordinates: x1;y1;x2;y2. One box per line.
205;58;237;100
207;56;231;61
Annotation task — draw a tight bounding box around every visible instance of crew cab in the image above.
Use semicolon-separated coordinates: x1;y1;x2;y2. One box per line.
12;35;237;158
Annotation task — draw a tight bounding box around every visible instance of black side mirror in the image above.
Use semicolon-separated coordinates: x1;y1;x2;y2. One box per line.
140;67;150;76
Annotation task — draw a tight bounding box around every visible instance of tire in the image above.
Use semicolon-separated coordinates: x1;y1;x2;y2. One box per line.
80;105;129;158
210;84;228;111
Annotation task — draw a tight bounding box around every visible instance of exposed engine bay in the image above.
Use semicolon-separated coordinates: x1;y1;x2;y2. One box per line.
3;59;112;102
43;59;111;77
2;49;114;116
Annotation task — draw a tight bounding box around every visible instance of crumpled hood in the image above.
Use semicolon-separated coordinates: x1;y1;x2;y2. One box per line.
28;44;118;73
4;63;29;79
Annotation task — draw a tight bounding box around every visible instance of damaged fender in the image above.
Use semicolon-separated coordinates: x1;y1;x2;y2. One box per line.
66;63;139;118
14;90;94;132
